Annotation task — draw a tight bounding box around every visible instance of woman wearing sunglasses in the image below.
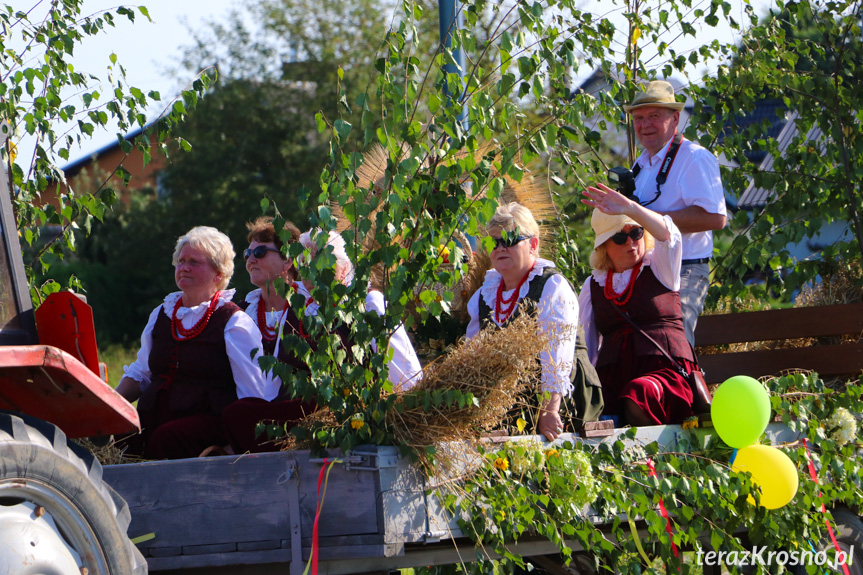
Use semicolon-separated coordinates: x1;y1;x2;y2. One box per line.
220;217;324;454
579;183;696;426
116;226;274;459
466;202;590;442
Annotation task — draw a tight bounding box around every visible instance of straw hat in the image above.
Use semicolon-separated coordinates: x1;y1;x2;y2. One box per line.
591;209;639;249
623;80;685;113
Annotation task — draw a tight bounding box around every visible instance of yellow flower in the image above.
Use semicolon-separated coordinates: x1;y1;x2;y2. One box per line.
493;457;509;471
544;449;560;459
351;419;365;430
343;388;351;397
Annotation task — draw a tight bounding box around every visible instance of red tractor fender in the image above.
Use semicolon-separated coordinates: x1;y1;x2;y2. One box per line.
0;292;141;438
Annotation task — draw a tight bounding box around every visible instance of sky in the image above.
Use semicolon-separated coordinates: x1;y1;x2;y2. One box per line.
12;0;237;162
11;0;775;166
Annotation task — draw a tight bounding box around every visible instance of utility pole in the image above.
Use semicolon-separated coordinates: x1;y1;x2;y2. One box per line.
438;0;468;129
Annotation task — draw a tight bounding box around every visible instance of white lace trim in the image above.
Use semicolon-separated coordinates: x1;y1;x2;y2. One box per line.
479;258;555;324
162;288;237;319
244;289;286;330
589;251;657;291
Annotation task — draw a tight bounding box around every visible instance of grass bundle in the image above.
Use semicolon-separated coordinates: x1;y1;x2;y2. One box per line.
390;310;554;471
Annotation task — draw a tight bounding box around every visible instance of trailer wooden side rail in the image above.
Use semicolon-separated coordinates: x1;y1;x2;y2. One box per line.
694;302;863;385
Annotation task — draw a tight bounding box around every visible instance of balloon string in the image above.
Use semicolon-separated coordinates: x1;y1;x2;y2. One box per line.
728;448;737;467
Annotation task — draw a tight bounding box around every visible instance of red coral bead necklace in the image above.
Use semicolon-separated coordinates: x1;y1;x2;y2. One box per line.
495;263;535;324
172;290;221;341
604;261;642;306
257;295;289;343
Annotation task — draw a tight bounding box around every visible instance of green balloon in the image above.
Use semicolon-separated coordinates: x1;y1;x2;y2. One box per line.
711;376;771;448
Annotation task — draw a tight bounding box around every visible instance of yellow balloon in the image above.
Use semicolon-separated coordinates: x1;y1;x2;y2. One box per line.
732;444;799;509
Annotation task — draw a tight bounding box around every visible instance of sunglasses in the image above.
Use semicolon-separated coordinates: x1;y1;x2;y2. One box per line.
243;245;282;261
610;227;644;245
493;235;533;249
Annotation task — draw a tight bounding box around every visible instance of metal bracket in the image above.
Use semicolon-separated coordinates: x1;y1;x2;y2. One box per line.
309;449;400;471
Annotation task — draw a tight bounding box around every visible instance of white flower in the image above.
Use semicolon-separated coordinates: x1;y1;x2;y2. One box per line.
826;407;858;447
507;440;545;475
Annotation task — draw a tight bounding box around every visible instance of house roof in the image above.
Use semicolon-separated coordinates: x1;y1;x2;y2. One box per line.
573;69;694;109
60;122;151;177
738;111;825;208
717;98;789;166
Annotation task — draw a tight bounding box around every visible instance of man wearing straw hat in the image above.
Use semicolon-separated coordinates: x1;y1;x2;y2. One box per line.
621;79;726;346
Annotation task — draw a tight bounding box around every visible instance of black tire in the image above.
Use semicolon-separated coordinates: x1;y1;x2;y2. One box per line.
0;411;146;575
790;507;863;575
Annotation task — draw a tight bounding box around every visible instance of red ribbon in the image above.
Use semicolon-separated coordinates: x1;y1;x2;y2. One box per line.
647;459;680;559
802;439;851;575
310;458;336;575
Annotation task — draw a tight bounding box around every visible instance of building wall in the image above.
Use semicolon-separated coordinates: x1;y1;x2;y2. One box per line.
46;132;166;208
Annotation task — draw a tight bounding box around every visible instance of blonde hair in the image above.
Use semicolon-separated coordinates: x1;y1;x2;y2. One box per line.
487;202;540;241
172;226;235;289
589;230;655;271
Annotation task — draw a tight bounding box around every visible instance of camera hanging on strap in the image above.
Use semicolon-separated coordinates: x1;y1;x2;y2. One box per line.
607;131;683;206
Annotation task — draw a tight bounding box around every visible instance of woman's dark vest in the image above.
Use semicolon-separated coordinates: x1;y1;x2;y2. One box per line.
478;267;561;332
590;266;693;367
138;302;240;416
477;267;603;426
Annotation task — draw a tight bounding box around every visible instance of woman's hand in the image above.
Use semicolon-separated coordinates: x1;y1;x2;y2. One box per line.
582;183;671;243
581;183;634;216
538;392;564;441
538;410;564;441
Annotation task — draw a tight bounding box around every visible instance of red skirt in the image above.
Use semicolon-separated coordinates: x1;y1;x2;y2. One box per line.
597;331;695;425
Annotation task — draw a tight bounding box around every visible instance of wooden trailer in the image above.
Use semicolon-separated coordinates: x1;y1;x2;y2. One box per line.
104;423;803;574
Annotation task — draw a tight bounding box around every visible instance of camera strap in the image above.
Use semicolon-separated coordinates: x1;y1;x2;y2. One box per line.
637;131;683;208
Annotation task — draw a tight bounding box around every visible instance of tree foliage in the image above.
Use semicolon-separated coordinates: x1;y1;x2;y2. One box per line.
270;0;862;570
64;0;398;343
690;0;863;304
437;374;862;575
285;0;741;449
0;1;212;303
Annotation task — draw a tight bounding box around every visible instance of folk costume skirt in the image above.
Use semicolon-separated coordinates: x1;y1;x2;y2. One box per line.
597;331;695;426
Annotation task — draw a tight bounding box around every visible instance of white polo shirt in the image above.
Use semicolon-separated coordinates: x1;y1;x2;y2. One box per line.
632;135;726;261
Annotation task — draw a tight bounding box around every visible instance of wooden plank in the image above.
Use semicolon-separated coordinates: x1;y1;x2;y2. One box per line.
698;343;863;384
148;548;292;571
237;540;281;552
104;450;380;558
147;543;395;572
182;543;237;555
695;303;863;346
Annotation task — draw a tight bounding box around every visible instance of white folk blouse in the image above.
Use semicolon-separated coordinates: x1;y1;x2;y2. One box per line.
123;289;277;401
365;289;423;391
466;258;579;396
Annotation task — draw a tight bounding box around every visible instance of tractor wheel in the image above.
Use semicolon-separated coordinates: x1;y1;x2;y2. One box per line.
820;508;863;575
0;411;146;574
790;507;863;575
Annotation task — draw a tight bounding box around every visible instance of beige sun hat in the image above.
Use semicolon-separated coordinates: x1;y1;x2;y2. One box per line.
591;209;639;249
623;80;685;113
